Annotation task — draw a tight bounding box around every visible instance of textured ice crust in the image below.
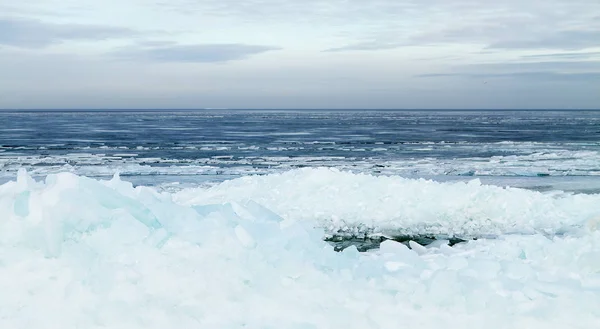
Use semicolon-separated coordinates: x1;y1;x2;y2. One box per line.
1;169;600;328
1;144;599;181
176;168;600;238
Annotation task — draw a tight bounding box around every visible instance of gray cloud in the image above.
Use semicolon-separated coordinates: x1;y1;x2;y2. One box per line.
416;60;600;83
136;40;178;48
488;30;600;50
1;50;598;109
324;40;404;52
0;17;137;48
467;61;600;73
520;52;600;60
153;0;417;25
321;0;600;53
417;71;600;82
325;28;600;53
111;43;281;63
1;1;599;109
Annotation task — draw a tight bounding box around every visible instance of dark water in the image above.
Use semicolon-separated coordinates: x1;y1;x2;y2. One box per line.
1;110;600;190
2;110;599;148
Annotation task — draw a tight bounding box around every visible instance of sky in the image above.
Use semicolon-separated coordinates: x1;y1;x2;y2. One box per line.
0;0;599;109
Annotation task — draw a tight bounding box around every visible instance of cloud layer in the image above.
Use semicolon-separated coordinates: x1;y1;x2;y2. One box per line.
0;17;135;48
0;0;599;109
112;43;280;63
488;31;600;50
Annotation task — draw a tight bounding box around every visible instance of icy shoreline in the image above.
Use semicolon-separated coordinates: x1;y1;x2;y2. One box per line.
175;168;600;238
2;168;600;328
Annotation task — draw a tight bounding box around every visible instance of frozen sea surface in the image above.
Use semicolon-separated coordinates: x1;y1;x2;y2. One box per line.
1;110;600;328
2;110;600;192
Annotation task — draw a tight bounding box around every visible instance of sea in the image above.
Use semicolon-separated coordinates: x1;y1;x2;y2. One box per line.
2;110;600;191
2;109;600;328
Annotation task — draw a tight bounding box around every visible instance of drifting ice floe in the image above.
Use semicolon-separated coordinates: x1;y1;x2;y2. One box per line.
1;144;600;184
1;169;600;328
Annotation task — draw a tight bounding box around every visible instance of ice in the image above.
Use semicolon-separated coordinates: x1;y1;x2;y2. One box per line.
176;167;600;238
234;225;257;248
2;169;600;328
13;191;30;217
408;240;428;255
2;143;600;189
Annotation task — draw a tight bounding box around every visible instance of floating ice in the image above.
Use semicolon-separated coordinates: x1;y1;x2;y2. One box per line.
1;170;600;328
2;144;600;187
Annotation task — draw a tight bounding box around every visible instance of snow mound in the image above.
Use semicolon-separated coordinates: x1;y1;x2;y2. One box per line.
175;168;600;238
1;169;600;328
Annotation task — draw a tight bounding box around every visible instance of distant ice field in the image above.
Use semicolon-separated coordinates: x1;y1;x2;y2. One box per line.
2;110;600;193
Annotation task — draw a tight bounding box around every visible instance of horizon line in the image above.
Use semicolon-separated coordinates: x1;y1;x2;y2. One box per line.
1;108;600;112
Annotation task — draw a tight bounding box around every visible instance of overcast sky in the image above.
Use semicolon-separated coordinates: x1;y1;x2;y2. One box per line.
1;0;599;109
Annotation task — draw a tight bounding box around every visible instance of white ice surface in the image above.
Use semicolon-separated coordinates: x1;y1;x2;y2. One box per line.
1;143;599;181
176;168;600;238
1;169;600;328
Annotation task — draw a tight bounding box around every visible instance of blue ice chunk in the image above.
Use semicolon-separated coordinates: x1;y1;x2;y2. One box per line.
234;224;257;248
43;209;63;258
193;203;232;217
14;191;30;217
193;203;240;229
80;178;162;229
242;200;284;223
144;228;172;248
341;245;360;259
519;249;527;260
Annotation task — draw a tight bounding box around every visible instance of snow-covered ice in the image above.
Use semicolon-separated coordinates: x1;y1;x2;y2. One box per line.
176;168;600;238
1;168;600;328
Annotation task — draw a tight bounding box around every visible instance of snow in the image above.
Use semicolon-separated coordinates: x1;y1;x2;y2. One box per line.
1;169;600;328
175;167;600;238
